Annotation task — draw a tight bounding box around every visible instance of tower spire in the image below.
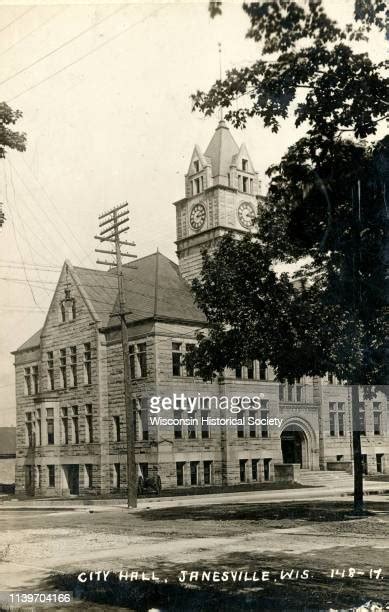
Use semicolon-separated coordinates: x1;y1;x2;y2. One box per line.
218;42;223;122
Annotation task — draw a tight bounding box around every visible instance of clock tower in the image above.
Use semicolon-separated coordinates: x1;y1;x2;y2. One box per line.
174;120;262;283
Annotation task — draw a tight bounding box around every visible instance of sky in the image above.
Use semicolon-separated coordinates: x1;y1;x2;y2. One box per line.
0;1;386;425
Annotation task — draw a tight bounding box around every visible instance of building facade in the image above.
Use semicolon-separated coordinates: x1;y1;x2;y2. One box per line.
13;122;389;496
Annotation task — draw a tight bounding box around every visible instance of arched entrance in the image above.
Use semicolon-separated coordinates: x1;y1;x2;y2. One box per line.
281;424;311;468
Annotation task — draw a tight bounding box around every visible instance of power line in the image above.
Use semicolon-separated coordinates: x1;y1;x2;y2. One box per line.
9;160;89;264
0;5;125;89
7;161;53;300
7;6;165;103
0;7;66;59
0;7;34;37
18;156;95;266
2;162;43;310
7;162;62;268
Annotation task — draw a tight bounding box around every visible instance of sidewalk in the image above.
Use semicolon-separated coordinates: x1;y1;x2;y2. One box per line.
1;479;388;512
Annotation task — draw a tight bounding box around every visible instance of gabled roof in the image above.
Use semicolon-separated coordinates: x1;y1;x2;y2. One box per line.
15;328;42;352
75;251;206;329
204;120;239;178
14;253;206;353
0;427;16;455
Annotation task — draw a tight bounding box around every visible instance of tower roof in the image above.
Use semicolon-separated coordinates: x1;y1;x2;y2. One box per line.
204;120;239;179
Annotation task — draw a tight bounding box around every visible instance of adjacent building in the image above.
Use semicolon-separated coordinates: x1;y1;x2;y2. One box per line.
13;121;389;496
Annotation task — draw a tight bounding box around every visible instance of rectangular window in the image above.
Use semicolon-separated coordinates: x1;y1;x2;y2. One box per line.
376;453;383;473
137;343;147;378
85;404;93;443
46;408;54;445
36;465;41;489
185;344;195;376
137;398;149;441
374;410;381;435
60;349;67;389
25;411;33;447
261;404;269;438
242;176;248;193
296;385;302;402
287;384;293;402
359;403;366;436
195;177;200;194
48;465;55;487
264;458;271;481
279;383;285;401
113;463;121;489
338;411;345;437
188;406;196;439
72;406;79;444
85;464;93;488
32;365;39;395
172;342;182;376
47;351;54;390
190;461;198;485
237;410;244;438
24;367;31;396
176;462;185;486
329;411;336;437
239;459;247;483
61;407;69;445
113;415;121;442
250;178;253;194
242;159;248;171
60;302;66;323
201;401;210;439
174;407;183;439
252;459;259;481
129;345;136;379
69;299;76;321
249;409;257;438
259;362;267;381
70;346;77;387
83;343;91;385
203;460;212;485
246;360;254;380
194;160;199;173
35;409;41;446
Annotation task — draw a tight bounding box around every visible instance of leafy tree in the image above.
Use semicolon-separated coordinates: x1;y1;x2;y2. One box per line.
0;102;26;159
189;1;388;513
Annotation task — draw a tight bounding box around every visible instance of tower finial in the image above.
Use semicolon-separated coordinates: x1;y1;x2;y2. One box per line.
218;42;223;122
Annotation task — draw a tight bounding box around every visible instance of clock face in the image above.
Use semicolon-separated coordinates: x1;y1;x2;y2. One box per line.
238;202;255;229
190;203;206;230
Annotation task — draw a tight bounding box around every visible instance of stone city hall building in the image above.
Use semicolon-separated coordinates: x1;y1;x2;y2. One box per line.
13;121;389;496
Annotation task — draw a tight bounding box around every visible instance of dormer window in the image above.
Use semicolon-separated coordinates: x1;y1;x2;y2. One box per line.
194;160;200;173
242;159;248;171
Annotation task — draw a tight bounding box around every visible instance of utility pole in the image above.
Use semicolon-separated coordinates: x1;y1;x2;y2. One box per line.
95;202;138;508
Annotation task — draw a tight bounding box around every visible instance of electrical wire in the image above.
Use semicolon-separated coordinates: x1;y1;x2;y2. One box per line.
0;7;34;37
0;7;66;59
0;5;125;89
2;162;43;310
7;6;165;103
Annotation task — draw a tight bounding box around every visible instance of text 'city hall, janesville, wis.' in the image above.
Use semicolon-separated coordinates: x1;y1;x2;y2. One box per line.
13;121;389;496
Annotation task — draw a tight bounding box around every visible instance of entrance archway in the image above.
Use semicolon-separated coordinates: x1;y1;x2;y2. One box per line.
281;425;310;468
281;429;304;466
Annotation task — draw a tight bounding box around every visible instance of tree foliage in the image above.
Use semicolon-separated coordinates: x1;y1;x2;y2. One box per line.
193;1;388;138
0;102;26;159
